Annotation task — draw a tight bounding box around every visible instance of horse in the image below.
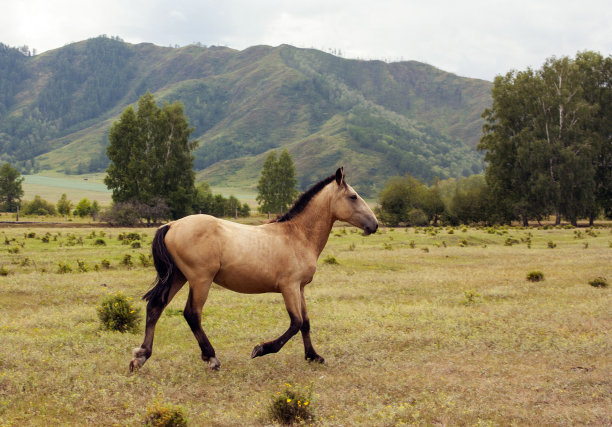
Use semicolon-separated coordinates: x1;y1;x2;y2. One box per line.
129;167;378;371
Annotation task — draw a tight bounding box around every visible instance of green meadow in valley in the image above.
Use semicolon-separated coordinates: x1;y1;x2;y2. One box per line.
0;222;610;425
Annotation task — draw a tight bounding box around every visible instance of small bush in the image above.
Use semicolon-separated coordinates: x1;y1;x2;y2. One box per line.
41;235;50;243
131;241;141;249
589;277;608;288
0;266;9;276
527;271;544;282
97;292;141;333
139;253;152;267
504;238;520;246
458;239;469;247
57;262;72;274
322;255;338;265
268;383;314;425
101;259;111;269
144;402;188;427
76;259;88;273
547;240;557;249
462;290;480;305
93;238;106;246
7;246;20;254
121;254;133;267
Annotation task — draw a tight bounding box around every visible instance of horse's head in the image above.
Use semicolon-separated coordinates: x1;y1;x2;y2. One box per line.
330;167;379;235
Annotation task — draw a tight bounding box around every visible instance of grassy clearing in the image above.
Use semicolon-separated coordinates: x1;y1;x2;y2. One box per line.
0;224;610;425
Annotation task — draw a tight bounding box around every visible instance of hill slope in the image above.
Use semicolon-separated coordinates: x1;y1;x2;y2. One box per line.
0;36;492;195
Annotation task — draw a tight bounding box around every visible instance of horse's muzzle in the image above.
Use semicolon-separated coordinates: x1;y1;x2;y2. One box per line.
363;222;379;236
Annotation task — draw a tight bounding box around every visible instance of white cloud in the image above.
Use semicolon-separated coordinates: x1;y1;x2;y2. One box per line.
0;0;610;80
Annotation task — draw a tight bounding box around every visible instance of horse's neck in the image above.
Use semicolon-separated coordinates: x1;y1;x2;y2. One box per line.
289;186;335;256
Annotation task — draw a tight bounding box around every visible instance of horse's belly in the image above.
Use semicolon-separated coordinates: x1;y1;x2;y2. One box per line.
213;265;281;294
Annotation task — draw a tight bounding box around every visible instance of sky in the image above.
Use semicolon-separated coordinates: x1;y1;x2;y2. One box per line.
1;0;610;81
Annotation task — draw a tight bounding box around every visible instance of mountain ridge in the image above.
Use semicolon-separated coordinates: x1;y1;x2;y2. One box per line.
0;36;492;196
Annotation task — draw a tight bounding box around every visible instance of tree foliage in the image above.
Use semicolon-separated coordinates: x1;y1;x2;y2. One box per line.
0;162;24;212
478;51;612;225
56;193;72;216
378;175;445;226
256;149;299;214
104;92;198;220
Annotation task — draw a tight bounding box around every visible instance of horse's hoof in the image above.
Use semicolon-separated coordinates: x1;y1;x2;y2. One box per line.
306;355;326;364
251;344;264;359
130;347;147;371
205;356;221;371
129;357;144;372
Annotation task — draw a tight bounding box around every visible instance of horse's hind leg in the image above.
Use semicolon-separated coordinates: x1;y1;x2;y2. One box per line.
299;288;325;363
130;272;186;371
183;279;220;370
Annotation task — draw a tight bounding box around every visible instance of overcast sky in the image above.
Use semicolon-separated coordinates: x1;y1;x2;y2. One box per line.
1;0;610;81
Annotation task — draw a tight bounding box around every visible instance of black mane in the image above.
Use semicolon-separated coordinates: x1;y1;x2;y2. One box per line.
276;174;337;223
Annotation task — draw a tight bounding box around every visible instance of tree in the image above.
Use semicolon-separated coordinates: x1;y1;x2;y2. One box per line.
378;175;428;226
104;92;198;221
23;195;56;216
479;51;612;225
56;193;72;217
75;198;92;217
256;150;298;215
0;162;24;212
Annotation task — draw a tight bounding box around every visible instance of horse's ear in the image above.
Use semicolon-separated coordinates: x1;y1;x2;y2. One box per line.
335;167;345;185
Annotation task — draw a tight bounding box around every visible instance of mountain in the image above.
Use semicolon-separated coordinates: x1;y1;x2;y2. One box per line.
0;36;492;196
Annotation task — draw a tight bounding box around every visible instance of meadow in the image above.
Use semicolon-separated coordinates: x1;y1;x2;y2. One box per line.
0;221;610;426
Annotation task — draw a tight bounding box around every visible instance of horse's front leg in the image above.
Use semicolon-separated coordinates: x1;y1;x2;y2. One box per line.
299;287;325;363
251;285;303;359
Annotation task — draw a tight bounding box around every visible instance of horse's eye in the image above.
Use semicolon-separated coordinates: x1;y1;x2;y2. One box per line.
349;195;357;200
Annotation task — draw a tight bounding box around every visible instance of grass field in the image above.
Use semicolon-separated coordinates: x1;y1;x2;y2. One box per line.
0;222;610;425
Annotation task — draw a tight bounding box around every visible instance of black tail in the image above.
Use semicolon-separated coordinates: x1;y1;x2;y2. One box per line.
143;225;175;305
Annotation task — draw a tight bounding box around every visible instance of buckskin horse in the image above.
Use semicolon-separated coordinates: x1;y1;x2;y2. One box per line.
129;167;378;371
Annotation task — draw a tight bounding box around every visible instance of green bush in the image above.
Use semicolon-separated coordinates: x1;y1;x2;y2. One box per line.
97;292;141;333
0;266;9;276
268;383;314;425
589;277;608;288
93;238;106;246
121;254;133;267
322;255;338;265
144;402;188;427
527;271;544;282
57;262;72;274
101;259;111;269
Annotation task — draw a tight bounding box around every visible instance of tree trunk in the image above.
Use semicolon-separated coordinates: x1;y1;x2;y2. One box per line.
555;212;561;225
521;214;529;227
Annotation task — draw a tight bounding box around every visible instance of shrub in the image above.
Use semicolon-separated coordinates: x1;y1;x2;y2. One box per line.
7;246;20;254
547;240;557;248
121;254;133;267
76;259;88;272
101;259;111;269
589;277;608;288
527;271;544;282
57;262;72;274
322;255;338;265
462;290;480;305
144;402;188;427
0;266;9;276
97;292;141;333
22;196;57;216
93;238;106;246
268;383;314;425
139;253;152;267
131;241;141;249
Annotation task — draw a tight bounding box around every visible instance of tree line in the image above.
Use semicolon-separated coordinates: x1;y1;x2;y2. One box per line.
379;51;611;226
478;51;611;226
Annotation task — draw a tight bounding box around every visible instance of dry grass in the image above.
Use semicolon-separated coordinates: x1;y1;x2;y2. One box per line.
0;224;610;425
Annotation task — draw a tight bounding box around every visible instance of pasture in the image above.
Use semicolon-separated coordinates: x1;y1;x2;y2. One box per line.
0;223;610;425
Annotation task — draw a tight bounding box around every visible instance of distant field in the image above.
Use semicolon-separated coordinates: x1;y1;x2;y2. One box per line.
0;224;610;425
22;174;112;205
20;174;260;208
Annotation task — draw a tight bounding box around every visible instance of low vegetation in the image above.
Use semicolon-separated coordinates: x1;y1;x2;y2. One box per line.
0;223;610;425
